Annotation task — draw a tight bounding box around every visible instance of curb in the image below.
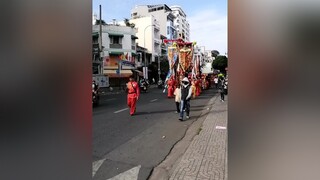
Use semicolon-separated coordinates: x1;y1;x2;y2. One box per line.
148;94;220;180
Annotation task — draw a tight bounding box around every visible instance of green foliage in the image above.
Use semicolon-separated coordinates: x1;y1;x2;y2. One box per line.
211;50;220;58
212;55;228;73
124;18;135;28
95;20;106;25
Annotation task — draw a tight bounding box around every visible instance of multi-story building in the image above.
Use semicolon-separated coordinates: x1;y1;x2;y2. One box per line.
92;24;138;86
170;5;190;42
92;13;97;25
129;16;161;65
131;4;177;40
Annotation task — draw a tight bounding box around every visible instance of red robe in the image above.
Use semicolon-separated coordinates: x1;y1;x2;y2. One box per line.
195;80;201;96
167;79;175;98
127;81;140;115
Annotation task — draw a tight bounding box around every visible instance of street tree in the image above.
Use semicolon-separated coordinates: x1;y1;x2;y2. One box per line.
211;50;220;58
212;55;228;73
124;18;135;28
95;19;107;25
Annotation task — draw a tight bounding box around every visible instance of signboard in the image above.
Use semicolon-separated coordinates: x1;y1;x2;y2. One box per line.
118;61;122;74
121;60;135;67
93;75;109;88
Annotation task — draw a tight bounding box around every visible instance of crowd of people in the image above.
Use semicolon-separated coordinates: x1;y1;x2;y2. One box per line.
125;73;228;120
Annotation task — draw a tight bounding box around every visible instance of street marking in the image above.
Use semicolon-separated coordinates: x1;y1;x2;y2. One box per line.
92;158;106;177
114;108;129;114
107;165;141;180
103;98;116;102
150;99;158;102
216;126;227;130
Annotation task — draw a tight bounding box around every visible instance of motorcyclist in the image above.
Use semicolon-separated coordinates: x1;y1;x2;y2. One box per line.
92;80;99;105
139;78;149;92
92;80;99;92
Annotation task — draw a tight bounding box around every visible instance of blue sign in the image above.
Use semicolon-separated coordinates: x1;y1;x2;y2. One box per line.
121;60;135;67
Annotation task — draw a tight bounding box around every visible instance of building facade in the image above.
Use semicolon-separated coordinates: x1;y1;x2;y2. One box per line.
170;5;190;42
129;16;161;64
92;13;97;25
92;24;138;86
131;4;177;40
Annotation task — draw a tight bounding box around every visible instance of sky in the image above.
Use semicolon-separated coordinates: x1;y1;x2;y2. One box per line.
92;0;227;54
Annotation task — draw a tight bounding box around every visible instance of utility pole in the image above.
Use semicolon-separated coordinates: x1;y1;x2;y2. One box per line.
99;5;103;74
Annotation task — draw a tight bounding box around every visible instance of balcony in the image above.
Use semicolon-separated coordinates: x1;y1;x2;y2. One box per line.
154;39;161;44
110;44;122;49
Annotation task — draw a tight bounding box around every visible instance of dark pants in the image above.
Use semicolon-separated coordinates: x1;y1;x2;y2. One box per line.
220;90;225;101
176;102;180;112
180;100;190;119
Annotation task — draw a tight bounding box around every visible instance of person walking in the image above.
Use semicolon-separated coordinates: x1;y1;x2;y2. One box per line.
173;84;181;113
214;76;219;89
179;77;192;121
191;80;197;99
126;76;140;116
167;77;175;98
219;78;226;102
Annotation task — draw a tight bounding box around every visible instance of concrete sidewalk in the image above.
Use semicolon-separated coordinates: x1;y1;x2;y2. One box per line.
150;94;228;180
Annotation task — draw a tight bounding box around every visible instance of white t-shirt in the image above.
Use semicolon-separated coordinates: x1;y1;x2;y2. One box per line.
214;78;218;83
174;88;181;102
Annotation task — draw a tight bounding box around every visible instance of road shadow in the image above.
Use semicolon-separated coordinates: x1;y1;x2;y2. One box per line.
189;105;207;108
195;95;215;100
134;109;176;115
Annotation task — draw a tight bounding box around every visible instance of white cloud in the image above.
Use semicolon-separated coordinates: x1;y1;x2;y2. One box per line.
188;9;227;54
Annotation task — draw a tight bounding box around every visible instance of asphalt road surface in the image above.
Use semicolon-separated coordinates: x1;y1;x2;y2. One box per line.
93;86;217;180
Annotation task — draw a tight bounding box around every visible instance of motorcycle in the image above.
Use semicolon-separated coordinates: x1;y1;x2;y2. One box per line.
157;80;163;89
92;84;100;106
139;81;149;93
92;90;100;106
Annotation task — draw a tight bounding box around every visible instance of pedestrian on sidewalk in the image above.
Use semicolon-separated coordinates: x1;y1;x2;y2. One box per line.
214;76;219;89
126;76;140;116
173;84;181;113
219;78;226;102
179;77;192;121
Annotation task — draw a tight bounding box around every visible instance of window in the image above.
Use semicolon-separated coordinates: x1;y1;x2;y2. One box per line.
110;36;121;44
167;27;170;34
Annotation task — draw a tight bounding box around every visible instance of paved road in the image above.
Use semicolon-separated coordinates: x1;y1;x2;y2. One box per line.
93;87;217;180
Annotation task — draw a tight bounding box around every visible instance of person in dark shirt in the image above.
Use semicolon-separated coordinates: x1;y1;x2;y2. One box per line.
178;77;193;121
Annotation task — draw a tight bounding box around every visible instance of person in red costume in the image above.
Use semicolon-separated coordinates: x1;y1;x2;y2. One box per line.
198;78;202;94
195;77;201;96
167;77;175;98
126;76;140;116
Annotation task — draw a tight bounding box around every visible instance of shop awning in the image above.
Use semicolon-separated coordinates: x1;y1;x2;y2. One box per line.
104;69;132;78
131;35;138;39
92;32;99;37
108;33;124;37
109;51;124;55
132;69;143;76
